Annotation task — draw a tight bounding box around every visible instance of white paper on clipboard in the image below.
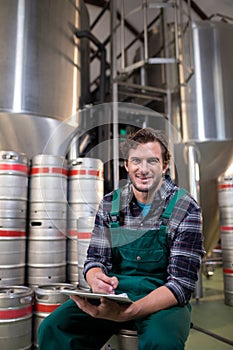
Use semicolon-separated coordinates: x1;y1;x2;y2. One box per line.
60;289;132;304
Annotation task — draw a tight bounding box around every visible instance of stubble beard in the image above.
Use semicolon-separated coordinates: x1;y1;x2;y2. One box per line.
130;174;163;195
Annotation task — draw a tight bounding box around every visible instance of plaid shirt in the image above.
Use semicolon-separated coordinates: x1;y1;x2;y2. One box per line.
84;175;205;305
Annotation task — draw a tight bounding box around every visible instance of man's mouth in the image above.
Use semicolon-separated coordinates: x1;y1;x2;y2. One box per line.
136;175;152;183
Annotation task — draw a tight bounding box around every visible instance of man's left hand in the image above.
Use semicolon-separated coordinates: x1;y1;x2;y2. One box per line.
70;295;131;322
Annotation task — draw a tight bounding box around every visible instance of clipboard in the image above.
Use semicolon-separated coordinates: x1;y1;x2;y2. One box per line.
60;289;132;304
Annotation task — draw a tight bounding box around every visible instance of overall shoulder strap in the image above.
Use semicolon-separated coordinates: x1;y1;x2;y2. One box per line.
161;188;187;220
109;188;122;228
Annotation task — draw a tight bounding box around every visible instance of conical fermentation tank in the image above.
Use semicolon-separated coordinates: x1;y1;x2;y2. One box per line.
0;0;90;158
178;20;233;255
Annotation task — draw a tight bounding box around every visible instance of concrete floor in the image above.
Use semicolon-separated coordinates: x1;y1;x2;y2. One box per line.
187;267;233;350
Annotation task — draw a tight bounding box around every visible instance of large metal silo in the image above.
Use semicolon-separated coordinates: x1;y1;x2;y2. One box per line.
181;21;233;143
0;0;90;158
179;21;233;255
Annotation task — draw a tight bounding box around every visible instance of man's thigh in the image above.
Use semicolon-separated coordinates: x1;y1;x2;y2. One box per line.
136;305;191;350
38;299;118;350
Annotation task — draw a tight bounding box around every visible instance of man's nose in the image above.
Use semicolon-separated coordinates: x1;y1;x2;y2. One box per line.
139;160;149;172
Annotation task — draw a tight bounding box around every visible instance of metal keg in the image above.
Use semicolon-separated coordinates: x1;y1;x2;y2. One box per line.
0;232;26;266
0;264;25;286
30;202;67;220
29;217;67;232
67;203;98;284
220;206;233;226
33;283;76;348
27;238;66;265
0;151;28;286
221;220;233;306
222;250;233;306
0;286;33;350
28;154;68;287
27;264;66;288
67;230;79;286
77;216;95;289
0;151;29;201
0;200;27;218
218;174;233;207
29;227;65;239
67;158;102;285
27;224;67;287
68;202;99;222
220;226;233;250
220;207;233;250
116;329;138;350
27;223;67;287
29;154;68;203
68;157;104;204
218;173;233;306
67;204;99;284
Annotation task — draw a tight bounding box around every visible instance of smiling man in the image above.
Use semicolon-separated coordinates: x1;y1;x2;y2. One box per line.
38;127;205;350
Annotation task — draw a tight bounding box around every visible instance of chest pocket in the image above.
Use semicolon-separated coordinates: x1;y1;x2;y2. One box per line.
111;224;168;276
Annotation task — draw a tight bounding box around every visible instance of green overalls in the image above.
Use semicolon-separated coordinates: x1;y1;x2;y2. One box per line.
109;188;187;301
38;188;191;350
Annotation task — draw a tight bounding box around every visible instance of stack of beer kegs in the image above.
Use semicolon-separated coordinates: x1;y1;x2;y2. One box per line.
0;151;29;286
218;173;233;306
27;155;68;287
67;158;104;286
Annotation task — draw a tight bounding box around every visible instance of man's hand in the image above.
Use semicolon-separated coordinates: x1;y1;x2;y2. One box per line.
70;295;131;322
86;268;118;294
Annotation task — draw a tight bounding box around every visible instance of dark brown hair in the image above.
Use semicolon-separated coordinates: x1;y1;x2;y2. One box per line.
120;127;171;167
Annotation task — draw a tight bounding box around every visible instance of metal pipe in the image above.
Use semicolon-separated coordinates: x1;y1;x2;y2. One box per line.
74;29;106;103
143;0;149;61
187;143;202;300
120;0;125;71
111;0;119;190
187;143;200;202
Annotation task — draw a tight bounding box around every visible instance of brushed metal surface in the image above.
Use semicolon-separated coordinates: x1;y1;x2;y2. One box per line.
0;113;76;159
175;140;233;255
181;21;233;142
0;0;90;120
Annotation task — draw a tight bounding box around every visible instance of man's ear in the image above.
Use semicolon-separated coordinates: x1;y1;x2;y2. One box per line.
163;163;169;174
124;160;129;172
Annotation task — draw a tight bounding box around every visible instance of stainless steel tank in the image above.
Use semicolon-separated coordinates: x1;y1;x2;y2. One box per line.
0;0;90;158
179;20;233;255
181;21;233;142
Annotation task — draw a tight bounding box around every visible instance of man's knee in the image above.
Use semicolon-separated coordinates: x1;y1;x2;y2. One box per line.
140;334;185;350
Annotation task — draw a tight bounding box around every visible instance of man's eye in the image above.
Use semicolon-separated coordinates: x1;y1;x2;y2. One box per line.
148;158;159;165
131;158;141;165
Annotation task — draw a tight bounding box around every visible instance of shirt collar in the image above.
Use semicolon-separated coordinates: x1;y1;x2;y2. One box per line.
121;175;176;207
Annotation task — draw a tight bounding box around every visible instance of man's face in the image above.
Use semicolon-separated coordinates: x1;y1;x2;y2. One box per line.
124;141;167;197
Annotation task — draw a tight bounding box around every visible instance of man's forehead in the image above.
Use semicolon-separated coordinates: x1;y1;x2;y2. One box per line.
128;141;162;156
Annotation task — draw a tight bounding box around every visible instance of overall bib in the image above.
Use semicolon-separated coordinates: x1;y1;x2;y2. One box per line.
109;187;180;300
38;189;191;350
109;188;191;349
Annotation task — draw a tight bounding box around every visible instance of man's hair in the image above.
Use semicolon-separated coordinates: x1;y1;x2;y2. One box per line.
120;127;171;167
